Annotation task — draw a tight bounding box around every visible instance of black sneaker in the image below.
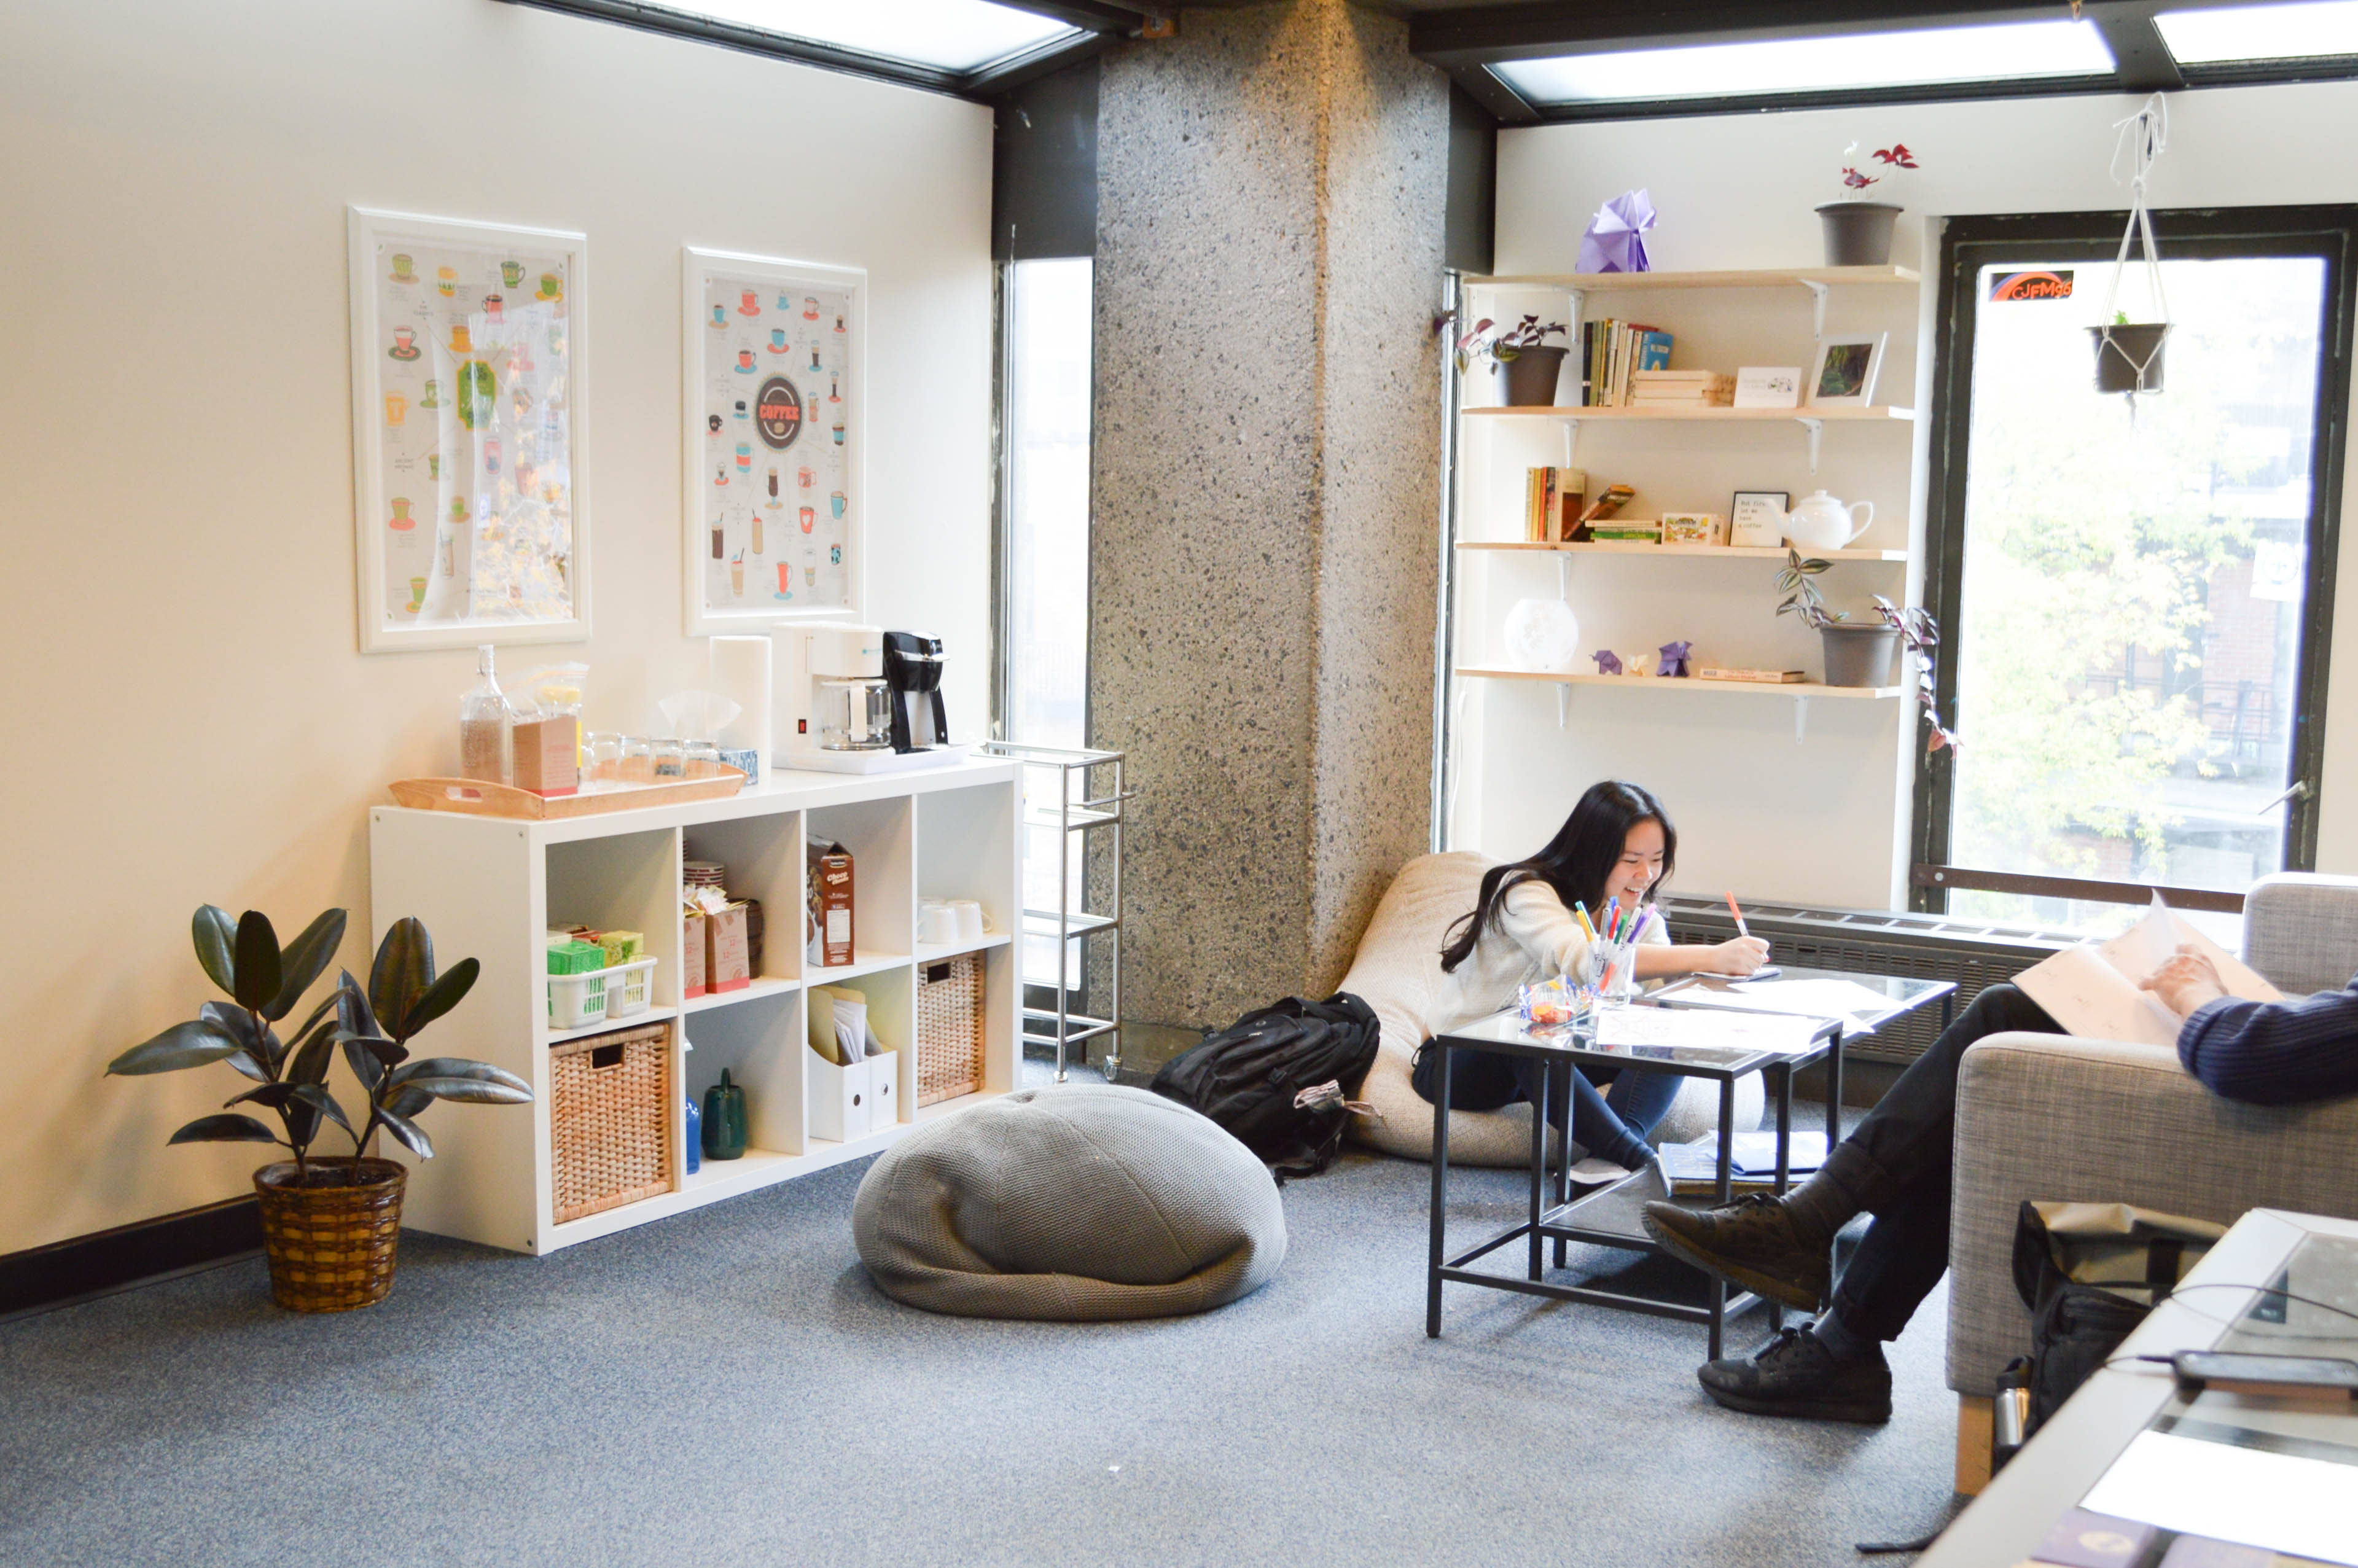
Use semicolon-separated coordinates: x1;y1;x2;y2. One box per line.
1698;1324;1893;1424
1641;1193;1830;1312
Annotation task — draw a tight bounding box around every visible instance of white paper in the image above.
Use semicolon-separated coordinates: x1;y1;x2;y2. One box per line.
832;997;867;1062
1593;1006;1826;1056
2015;896;2281;1045
2079;1429;2358;1565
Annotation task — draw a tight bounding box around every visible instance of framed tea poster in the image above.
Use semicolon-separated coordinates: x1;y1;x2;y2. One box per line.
682;246;864;634
348;207;590;652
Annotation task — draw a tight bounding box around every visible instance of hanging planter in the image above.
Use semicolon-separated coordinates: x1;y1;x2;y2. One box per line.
2090;95;2171;400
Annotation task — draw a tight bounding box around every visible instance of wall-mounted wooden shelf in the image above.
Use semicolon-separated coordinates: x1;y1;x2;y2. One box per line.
1462;265;1921;291
1466;404;1916;423
1457;668;1903;700
1458;540;1908;562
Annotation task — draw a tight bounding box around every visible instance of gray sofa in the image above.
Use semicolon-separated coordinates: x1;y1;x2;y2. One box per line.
1944;872;2358;1484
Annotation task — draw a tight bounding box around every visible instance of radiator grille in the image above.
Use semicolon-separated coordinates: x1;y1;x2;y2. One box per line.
1657;894;2080;1065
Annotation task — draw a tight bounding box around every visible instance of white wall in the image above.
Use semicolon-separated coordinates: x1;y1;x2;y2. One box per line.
1472;80;2358;904
0;0;992;1254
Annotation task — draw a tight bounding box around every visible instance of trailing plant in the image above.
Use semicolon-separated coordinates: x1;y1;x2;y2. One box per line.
1772;552;1959;752
1441;312;1569;375
107;908;529;1183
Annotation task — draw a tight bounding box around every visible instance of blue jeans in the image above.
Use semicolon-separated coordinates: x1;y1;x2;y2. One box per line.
1410;1043;1680;1170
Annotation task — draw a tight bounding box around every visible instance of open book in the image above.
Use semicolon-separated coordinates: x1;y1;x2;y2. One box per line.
2012;894;2281;1048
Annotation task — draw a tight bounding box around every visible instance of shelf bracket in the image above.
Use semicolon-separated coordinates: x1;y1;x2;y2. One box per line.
1557;553;1571;601
1793;694;1810;743
1558;683;1571;731
1802;279;1830;340
1798;416;1824;474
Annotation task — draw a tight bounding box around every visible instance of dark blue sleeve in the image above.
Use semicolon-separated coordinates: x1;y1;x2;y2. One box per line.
2176;981;2358;1106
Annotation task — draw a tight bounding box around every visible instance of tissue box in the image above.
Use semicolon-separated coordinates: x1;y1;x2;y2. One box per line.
547;940;605;976
682;911;708;998
705;903;750;993
717;748;760;786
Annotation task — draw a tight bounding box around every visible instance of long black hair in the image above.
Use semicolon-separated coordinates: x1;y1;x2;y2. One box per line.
1439;780;1677;973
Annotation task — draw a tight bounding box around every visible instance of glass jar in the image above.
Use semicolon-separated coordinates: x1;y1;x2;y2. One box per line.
651;738;685;779
682;740;721;779
585;731;623;784
619;735;654;784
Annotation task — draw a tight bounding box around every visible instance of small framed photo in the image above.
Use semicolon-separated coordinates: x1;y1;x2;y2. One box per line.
1808;333;1887;407
1730;491;1790;548
1733;366;1802;409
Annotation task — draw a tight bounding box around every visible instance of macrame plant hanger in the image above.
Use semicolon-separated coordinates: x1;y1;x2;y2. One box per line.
2096;93;2171;418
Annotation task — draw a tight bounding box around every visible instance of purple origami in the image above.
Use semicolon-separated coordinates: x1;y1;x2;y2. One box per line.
1576;189;1655;274
1657;641;1693;678
1592;649;1622;676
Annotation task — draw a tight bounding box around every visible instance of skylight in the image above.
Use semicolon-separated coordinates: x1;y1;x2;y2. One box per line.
658;0;1081;73
2157;1;2358;63
1491;18;2117;104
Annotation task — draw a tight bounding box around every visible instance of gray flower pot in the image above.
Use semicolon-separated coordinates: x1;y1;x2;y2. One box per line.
1494;345;1569;407
1815;202;1903;267
1820;623;1901;687
2089;323;2169;394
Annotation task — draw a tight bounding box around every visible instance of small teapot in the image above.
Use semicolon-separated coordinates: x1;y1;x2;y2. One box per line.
1781;490;1874;552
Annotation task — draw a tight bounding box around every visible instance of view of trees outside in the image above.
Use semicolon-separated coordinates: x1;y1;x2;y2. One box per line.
1005;258;1093;985
1948;256;2324;934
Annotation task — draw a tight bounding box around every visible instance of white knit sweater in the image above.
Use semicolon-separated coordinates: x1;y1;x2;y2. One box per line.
1428;880;1671;1037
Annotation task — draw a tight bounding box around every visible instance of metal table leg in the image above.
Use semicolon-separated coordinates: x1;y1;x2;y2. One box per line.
1528;1059;1548;1282
1709;1075;1736;1360
1427;1044;1451;1338
1771;1064;1793;1333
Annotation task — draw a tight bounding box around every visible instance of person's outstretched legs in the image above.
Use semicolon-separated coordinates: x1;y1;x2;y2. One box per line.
1638;983;2061;1421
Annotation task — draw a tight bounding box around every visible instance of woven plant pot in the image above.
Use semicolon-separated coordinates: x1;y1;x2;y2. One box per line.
253;1158;406;1313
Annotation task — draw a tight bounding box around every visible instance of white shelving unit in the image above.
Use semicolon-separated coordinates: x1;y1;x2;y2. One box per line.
1447;263;1924;741
367;757;1020;1257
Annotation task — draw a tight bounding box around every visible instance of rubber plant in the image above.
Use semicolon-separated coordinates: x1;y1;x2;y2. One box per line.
106;908;529;1180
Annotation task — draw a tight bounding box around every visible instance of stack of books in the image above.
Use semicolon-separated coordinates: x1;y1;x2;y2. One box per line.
1580;320;1671;407
1630;369;1735;407
1521;466;1586;542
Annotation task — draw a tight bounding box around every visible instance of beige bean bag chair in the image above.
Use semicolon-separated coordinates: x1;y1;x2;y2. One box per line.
1345;851;1762;1167
853;1083;1285;1320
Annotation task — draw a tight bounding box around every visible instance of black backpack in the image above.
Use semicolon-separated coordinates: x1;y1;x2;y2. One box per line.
1149;993;1381;1180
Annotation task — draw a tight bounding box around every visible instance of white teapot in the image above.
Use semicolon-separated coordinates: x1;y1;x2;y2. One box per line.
1782;490;1874;551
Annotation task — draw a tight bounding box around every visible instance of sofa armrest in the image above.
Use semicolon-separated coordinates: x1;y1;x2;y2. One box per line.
1945;1032;2358;1397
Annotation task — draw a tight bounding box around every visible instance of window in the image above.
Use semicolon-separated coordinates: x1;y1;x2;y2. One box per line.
2157;1;2358;64
999;256;1094;985
1915;209;2356;933
652;0;1081;73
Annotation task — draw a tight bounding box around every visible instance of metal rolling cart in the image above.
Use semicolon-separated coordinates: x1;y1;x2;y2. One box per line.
981;743;1131;1082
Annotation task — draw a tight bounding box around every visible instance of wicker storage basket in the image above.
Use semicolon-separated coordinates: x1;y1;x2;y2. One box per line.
551;1020;674;1223
915;951;986;1106
253;1158;407;1313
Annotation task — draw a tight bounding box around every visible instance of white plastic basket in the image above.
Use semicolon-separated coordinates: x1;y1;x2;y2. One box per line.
548;958;657;1029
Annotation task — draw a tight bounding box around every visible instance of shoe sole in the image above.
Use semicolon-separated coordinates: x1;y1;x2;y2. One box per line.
1699;1379;1891;1426
1642;1211;1826;1313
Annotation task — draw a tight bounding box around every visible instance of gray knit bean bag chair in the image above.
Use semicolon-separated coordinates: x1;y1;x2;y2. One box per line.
852;1083;1286;1320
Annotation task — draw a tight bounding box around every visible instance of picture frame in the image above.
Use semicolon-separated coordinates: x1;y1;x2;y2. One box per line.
682;246;865;634
348;206;589;653
1806;332;1887;408
1730;490;1790;548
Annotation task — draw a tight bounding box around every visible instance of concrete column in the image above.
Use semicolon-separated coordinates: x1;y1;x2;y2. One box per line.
1091;1;1448;1028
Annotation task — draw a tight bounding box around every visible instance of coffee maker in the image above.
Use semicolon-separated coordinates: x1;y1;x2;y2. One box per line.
883;631;949;752
775;625;963;774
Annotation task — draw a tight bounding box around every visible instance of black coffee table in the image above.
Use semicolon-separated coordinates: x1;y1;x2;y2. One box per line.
1424;968;1955;1357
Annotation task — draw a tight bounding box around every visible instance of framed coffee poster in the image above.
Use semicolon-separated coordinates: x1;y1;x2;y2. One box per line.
348;207;590;653
682;246;865;634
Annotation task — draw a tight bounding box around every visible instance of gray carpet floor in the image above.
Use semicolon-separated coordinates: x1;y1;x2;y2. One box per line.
2;1078;1960;1567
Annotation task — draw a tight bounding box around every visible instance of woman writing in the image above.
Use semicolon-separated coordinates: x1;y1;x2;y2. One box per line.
1412;780;1770;1176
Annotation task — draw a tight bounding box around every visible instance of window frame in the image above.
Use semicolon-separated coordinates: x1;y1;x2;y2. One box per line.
1911;204;2358;915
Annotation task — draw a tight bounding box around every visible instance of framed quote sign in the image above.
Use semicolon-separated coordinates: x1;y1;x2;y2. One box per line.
681;246;865;634
348;206;590;653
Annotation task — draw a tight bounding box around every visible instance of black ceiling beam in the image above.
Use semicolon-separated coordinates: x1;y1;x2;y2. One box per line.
2085;1;2187;91
1446;63;1540;124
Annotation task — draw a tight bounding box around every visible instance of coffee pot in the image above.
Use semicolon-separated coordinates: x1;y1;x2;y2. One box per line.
1781;490;1875;552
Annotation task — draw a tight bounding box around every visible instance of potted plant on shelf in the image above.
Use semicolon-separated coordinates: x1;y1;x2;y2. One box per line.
1450;313;1572;407
1816;142;1916;267
106;907;530;1313
1773;552;1959;749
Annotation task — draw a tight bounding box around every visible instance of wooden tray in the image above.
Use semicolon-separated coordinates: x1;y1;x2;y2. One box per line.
389;767;747;819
